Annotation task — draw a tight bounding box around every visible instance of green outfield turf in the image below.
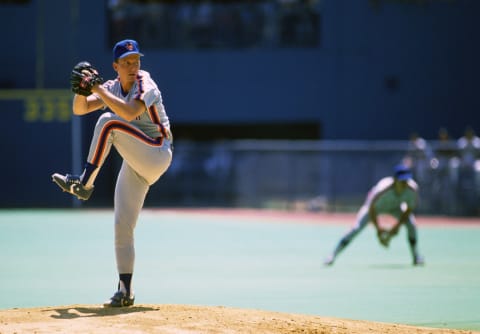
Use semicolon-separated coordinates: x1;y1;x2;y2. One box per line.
0;209;479;331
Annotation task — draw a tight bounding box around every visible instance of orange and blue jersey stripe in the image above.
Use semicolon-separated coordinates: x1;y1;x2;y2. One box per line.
90;120;164;167
147;104;168;138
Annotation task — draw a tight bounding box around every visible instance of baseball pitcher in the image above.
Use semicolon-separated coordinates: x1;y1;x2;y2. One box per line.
52;39;173;307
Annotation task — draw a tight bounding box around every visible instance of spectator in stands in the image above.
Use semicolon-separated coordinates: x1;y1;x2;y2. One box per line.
456;126;480;215
457;126;480;168
278;0;319;47
403;132;434;186
191;0;214;48
433;128;457;168
430;127;458;215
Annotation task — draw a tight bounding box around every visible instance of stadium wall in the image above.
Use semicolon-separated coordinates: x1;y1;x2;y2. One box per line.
0;0;478;209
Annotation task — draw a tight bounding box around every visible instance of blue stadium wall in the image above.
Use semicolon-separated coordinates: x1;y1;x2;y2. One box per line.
0;0;479;207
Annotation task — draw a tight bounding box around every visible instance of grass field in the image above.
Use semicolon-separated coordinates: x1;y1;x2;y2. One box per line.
0;208;479;331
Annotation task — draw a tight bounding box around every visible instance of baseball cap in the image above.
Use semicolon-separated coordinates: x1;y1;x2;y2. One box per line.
113;39;144;61
394;164;413;181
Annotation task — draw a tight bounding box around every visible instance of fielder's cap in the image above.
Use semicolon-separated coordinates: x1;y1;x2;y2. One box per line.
394;164;413;181
113;39;144;61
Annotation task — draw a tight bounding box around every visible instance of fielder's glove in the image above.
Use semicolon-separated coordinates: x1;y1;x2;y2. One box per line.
377;229;390;248
70;61;104;96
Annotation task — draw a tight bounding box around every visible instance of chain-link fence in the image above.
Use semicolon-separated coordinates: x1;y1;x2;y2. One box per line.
145;140;480;217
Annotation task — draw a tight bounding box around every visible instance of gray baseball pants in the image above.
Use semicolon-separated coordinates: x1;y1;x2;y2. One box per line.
85;112;172;273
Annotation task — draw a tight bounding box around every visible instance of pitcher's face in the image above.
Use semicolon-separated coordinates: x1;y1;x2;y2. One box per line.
114;54;141;85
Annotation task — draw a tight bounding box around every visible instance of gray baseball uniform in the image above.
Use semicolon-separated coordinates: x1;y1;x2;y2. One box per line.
52;39;172;306
86;69;172;274
345;176;418;242
325;171;423;266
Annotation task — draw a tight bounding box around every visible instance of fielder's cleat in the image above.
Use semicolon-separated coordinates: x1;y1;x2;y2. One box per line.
51;173;94;201
324;254;335;266
103;291;135;308
413;255;425;266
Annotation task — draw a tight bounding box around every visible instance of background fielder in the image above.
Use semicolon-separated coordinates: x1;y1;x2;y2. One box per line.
52;39;173;307
324;164;424;266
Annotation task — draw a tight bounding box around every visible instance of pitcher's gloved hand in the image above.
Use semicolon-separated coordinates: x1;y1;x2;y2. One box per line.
70;61;104;96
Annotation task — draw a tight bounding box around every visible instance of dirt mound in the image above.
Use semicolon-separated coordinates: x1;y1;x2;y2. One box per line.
0;304;477;334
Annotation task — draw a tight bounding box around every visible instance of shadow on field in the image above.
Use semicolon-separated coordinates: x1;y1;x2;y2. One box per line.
47;305;158;319
367;263;416;270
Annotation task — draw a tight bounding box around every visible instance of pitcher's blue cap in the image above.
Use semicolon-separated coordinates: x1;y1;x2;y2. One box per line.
394;164;412;181
113;39;144;61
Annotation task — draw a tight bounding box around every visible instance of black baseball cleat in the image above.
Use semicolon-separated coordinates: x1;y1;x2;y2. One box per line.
413;255;425;266
103;291;135;308
323;254;335;266
51;173;94;201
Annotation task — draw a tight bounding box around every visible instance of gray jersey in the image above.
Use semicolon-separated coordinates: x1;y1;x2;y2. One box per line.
365;177;418;214
102;69;170;138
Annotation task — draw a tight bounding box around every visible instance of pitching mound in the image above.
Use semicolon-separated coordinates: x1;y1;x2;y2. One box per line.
0;304;477;334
